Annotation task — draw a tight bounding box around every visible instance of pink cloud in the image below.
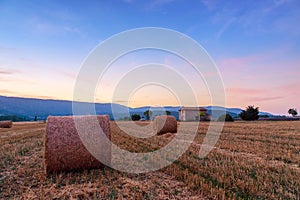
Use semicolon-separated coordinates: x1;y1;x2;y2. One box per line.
248;96;284;102
275;82;300;97
225;87;285;109
219;56;257;69
217;45;291;72
226;87;267;95
0;89;22;97
22;94;58;100
224;82;300;114
59;70;77;80
226;87;287;101
0;89;59;101
0;68;20;75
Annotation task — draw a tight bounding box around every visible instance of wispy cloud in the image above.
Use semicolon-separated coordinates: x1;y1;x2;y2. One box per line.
203;0;300;36
0;90;57;100
201;0;219;10
63;26;85;37
150;0;175;7
218;54;264;75
34;21;84;37
226;87;267;95
249;96;284;102
0;46;18;51
226;85;283;98
142;0;176;10
225;86;286;110
0;70;13;75
0;89;19;96
275;82;300;96
58;70;77;80
0;68;20;75
215;17;236;39
263;0;291;14
114;100;130;103
0;46;19;54
217;45;291;73
23;94;58;100
26;13;84;37
225;81;299;109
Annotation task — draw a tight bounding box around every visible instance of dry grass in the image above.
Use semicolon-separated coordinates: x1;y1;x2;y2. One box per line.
0;120;13;128
0;121;299;199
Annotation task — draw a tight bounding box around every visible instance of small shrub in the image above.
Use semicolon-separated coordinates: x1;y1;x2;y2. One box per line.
218;114;234;122
143;110;152;120
131;114;141;121
239;106;259;121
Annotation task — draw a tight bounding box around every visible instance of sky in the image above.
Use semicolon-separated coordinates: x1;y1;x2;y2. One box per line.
0;0;300;114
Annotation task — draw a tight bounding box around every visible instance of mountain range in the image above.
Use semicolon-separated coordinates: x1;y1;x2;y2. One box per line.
0;95;274;121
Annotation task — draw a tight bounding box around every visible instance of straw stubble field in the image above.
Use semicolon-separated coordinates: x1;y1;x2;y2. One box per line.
0;121;299;199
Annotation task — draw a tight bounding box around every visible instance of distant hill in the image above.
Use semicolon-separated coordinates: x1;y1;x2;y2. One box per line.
0;95;275;121
0;96;129;121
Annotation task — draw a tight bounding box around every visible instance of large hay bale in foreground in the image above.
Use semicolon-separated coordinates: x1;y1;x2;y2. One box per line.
0;120;13;128
45;115;111;174
153;115;177;135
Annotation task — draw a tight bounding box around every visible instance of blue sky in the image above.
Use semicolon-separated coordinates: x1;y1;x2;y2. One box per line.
0;0;300;114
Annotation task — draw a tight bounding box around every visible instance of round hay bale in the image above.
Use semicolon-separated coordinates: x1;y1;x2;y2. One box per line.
44;115;111;174
153;115;177;135
0;120;13;128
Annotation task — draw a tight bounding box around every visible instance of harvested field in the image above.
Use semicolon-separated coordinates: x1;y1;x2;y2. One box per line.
0;121;299;199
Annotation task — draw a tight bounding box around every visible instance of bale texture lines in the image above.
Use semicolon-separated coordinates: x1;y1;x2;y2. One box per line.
153;115;177;135
45;115;111;174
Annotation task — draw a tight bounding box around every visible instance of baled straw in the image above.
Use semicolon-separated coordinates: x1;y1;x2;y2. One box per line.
153;115;177;135
44;115;111;174
0;120;13;128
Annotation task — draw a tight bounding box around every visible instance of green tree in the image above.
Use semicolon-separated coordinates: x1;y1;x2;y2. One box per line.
143;110;152;120
131;114;141;121
218;113;234;122
239;106;259;121
165;110;171;115
288;108;298;117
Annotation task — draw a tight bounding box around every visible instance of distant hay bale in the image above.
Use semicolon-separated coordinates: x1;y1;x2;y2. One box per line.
0;120;13;128
44;115;111;174
153;115;177;135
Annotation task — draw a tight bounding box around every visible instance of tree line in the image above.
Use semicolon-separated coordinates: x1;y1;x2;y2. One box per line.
218;106;298;122
131;110;171;121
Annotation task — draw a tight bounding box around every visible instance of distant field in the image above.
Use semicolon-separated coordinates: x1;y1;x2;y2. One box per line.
0;121;299;199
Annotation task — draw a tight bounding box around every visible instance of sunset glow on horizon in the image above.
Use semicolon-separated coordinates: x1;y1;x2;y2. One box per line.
1;0;300;115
